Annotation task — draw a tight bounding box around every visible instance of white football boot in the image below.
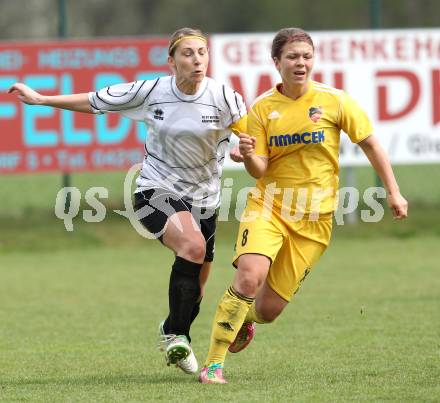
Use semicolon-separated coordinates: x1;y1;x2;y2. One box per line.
157;320;198;374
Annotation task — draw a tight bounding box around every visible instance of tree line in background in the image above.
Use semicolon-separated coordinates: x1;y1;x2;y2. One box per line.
0;0;439;40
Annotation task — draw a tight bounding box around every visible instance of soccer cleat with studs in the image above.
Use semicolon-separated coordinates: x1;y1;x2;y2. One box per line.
228;321;255;353
157;320;198;374
199;363;227;384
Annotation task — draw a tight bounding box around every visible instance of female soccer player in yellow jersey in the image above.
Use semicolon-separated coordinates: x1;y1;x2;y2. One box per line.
199;27;408;384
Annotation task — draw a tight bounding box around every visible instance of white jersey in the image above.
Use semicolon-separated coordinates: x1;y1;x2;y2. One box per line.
89;76;246;209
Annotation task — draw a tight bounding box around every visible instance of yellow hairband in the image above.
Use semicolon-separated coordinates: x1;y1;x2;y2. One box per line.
168;35;207;54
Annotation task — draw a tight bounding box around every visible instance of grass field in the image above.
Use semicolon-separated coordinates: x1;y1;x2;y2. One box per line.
0;167;439;402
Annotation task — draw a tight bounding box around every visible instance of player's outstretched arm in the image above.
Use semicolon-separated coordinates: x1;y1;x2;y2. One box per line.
239;133;268;179
8;83;93;113
358;135;408;220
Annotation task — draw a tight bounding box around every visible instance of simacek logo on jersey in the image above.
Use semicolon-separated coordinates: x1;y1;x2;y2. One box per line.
153;108;164;120
308;106;323;123
269;130;325;146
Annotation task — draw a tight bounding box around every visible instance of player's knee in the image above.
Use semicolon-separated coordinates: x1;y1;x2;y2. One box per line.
235;265;265;296
235;274;261;297
179;237;206;263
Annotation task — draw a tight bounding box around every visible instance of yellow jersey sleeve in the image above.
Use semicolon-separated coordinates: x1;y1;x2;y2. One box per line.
339;92;374;143
230;115;247;136
248;106;269;158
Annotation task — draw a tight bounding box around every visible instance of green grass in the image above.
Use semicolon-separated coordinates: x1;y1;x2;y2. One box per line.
1;229;439;401
0;168;439;401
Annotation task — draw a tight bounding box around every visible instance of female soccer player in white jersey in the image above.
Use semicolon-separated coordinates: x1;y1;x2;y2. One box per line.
8;28;247;375
199;28;408;384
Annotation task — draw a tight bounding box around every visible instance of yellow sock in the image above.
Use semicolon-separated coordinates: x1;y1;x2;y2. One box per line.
244;302;270;324
204;286;254;366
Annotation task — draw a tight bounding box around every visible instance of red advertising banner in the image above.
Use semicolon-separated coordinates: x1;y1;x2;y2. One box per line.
0;37;172;174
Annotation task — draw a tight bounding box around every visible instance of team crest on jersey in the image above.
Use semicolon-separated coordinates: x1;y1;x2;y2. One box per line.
309;106;323;123
153;108;164;120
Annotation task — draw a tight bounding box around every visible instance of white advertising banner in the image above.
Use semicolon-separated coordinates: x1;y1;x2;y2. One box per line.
211;30;440;167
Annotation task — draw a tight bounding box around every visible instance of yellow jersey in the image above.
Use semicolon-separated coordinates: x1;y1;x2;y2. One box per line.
231;115;247;135
248;81;373;216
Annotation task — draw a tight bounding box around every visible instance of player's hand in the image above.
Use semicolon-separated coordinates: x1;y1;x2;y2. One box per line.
387;192;408;220
229;145;244;163
8;83;46;105
239;133;256;159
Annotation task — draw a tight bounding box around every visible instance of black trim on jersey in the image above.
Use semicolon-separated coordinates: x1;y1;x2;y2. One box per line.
89;98;100;112
96;91;132;109
170;76;209;103
137;171;211;189
234;91;243;118
145;151;171;166
148;100;221;111
139;164;219;191
199;193;212;201
141;162;194;189
96;80;145;108
143;77;160;103
139;171;150;181
222;85;234;124
173;175;216;186
94;78;158;110
135;176;216;204
147;150;217;170
141;159;165;179
106;81;136;97
217;137;230;148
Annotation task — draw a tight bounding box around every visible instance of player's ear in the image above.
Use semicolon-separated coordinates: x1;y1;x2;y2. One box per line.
273;57;281;71
168;55;176;73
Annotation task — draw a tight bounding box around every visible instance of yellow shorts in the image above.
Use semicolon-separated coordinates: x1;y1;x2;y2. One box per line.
232;198;332;302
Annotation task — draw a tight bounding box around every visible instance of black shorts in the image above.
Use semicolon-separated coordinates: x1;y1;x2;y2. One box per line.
133;188;217;262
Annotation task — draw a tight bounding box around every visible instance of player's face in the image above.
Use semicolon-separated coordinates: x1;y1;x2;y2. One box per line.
168;38;209;84
274;41;314;87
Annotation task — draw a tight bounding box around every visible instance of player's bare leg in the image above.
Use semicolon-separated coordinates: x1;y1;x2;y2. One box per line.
254;281;289;322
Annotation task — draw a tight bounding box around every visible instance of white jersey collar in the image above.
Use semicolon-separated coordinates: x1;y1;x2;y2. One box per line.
171;76;208;102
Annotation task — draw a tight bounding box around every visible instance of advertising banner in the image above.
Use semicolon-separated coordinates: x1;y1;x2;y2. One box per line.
0;37;170;173
2;30;439;174
212;30;440;165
